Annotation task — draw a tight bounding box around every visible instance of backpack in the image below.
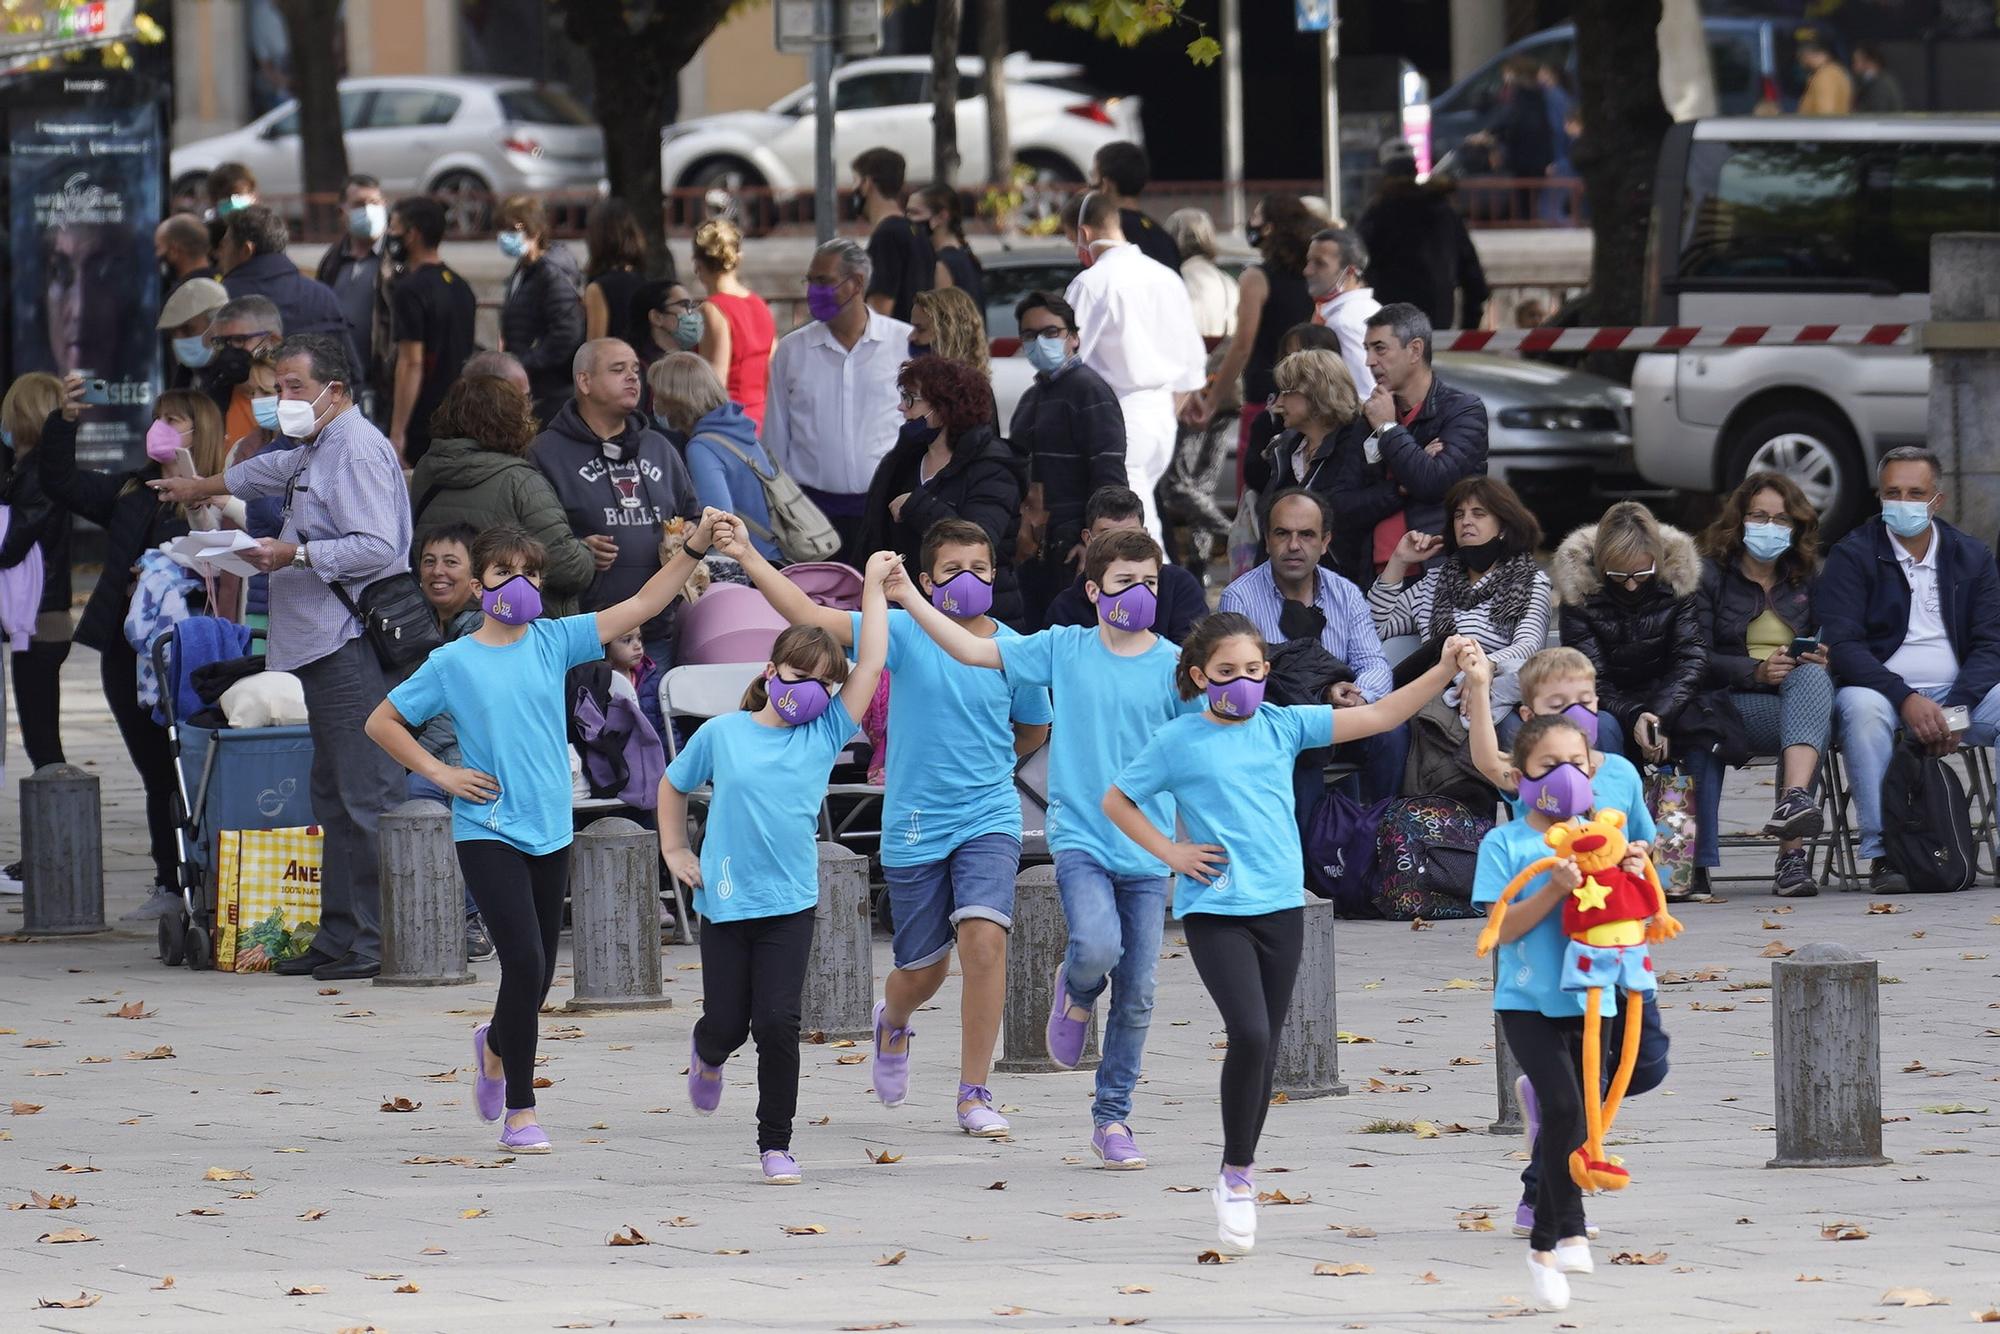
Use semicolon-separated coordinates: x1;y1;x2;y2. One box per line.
1303;790;1391;917
565;662;666;811
694;432;841;565
1880;737;1976;893
1372;794;1491;921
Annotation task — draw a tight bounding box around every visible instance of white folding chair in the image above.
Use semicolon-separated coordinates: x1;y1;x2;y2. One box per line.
655;663;765;941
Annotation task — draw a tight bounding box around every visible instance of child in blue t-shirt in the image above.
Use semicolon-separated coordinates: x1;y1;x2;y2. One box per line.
1105;611;1475;1257
886;526;1194;1171
716;514;1052;1139
365;512;720;1155
657;552;894;1187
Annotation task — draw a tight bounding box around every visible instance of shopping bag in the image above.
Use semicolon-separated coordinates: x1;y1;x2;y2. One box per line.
214;825;323;972
1643;763;1697;895
1228;487;1262;582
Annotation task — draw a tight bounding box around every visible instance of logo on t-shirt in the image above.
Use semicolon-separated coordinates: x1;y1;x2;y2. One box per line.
715;855;734;900
904;809;923;846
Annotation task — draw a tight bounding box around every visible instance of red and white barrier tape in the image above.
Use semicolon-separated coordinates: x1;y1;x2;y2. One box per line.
1436;324;1914;354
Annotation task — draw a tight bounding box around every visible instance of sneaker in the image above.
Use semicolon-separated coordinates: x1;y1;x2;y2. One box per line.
688;1033;723;1116
1555;1238;1594;1274
1212;1168;1256;1254
870;1000;913;1108
1764;786;1824;839
1666;865;1714;904
1524;1252;1571;1312
1869;858;1910;894
1091;1123;1146;1170
0;861;21;896
498;1115;551;1154
464;914;496;963
119;886;181;923
471;1023;504;1123
1044;963;1091;1070
2;861;19;879
760;1149;801;1185
1773;847;1820;898
956;1084;1010;1137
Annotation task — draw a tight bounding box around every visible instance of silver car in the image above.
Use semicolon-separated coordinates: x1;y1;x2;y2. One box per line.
170;76;606;232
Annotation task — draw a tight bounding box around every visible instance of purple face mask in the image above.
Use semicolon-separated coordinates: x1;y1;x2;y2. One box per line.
1204;675;1265;719
805;281;844;322
1560;701;1600;746
929;569;993;618
480;574;542;626
1096;581;1157;633
1517;761;1593;821
768;674;831;726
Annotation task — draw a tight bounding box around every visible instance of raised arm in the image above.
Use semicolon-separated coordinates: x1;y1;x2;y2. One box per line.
1458;641;1514;791
711;512;854;646
1333;633;1473;745
841;552;897;717
881;559;1002;669
595;508;721;644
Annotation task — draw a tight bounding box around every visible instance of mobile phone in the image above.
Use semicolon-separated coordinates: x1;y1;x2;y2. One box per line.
1946;705;1971;733
1787;636;1820;659
74;372;112;406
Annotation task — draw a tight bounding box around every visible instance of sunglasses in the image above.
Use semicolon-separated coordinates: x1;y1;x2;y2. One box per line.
1603;566;1657;585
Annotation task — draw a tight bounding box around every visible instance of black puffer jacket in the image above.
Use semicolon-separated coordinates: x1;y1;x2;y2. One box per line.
1696;555;1818;692
501;245;585;417
858;422;1026;627
1551;520;1707;733
0;442;72;620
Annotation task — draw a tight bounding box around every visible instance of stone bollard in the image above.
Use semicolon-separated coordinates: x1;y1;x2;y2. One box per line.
21;765;107;936
801;843;873;1039
1927;233;2000;541
1769;942;1889;1168
565;817;671;1013
995;862;1099;1074
375;801;473;987
1489;951;1524;1135
1275;897;1348;1099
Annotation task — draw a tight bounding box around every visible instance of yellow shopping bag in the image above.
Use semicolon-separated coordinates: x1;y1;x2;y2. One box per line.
214;825;323;973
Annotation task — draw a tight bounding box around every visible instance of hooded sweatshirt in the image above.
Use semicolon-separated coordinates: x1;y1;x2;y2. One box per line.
529;400;699;645
682;400;781;563
409;435;597;617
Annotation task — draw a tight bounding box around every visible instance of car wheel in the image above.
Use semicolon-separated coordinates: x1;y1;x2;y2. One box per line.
684;157;769;236
430;170;494;238
1723;403;1865;540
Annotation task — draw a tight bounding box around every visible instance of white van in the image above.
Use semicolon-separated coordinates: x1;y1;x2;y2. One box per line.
1631;115;2000;535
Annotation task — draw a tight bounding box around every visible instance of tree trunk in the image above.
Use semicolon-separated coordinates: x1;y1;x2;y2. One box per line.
1571;0;1672;330
273;0;349;235
979;0;1011;188
931;0;962;185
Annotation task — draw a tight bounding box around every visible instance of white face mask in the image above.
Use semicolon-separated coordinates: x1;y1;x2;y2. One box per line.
275;383;334;439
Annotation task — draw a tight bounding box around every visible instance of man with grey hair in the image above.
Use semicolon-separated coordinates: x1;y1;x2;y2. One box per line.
151;333;410;980
1304;225;1378;398
1822;446;2000;892
763;235;911;559
198;294;283;433
1357;301;1487;554
530;337;698;664
463;349;532;400
218;204;358;372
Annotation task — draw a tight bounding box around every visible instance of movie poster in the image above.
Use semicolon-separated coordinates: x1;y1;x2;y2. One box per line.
8;99;161;467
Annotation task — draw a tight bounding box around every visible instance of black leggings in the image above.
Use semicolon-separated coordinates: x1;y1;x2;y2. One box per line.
11;641;69;771
1499;1010;1590;1251
100;642;179;888
1183;907;1303;1167
457;839;571;1110
695;907;816;1152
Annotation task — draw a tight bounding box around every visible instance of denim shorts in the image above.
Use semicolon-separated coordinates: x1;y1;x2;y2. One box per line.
883;832;1021;970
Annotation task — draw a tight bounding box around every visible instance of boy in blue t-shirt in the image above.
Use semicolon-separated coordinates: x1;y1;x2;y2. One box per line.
888;527;1194;1170
718;515;1051;1138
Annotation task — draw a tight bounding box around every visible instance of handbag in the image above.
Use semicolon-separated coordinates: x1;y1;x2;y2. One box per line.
1880;737;1976;893
694;433;841;565
214;824;324;972
329;571;444;671
1643;761;1697;895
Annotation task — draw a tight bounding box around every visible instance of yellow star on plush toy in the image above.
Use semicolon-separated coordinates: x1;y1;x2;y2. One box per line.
1571;875;1612;913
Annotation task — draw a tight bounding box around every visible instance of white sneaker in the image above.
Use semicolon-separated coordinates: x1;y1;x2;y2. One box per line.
0;874;21;896
120;887;181;923
1212;1174;1256;1254
1555;1239;1594;1275
1525;1252;1571;1311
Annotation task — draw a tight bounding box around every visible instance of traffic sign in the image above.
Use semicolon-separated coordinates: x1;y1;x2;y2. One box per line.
775;0;881;57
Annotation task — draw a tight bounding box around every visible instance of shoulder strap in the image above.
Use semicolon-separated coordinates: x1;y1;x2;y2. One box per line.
693;432;777;484
412;484;448;525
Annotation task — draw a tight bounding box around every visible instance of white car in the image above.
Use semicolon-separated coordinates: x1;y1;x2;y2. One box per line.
171;76;605;231
661;53;1141;210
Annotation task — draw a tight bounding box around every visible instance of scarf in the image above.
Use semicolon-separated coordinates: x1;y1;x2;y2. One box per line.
1431;549;1539;641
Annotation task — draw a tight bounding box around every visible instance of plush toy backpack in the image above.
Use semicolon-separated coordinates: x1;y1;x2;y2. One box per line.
1475;808;1682;1193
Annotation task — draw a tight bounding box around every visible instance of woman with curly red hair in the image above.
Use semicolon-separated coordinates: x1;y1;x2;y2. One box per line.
858;354;1027;625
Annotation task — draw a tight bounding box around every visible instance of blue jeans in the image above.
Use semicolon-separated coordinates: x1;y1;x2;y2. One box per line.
1688;666;1835;867
1519;990;1669;1201
1836;681;2000;860
1053;850;1168;1127
407;772;481;920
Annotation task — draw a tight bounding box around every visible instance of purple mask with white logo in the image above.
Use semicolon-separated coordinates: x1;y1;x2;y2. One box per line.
1517;761;1593;821
1204;675;1265;719
929;569;993;619
768;674;831;726
480;574;542;625
1096;582;1157;632
1560;702;1600;746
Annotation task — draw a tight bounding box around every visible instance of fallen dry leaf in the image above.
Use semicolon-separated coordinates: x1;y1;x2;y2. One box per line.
298;1208;327;1221
987;1181;1007;1191
1761;917;1783;930
420;1245;447;1255
338;1010;375;1018
1342;1226;1378;1238
1195;1250;1236;1264
781;1223;828;1235
22;1036;58;1048
183;1208;223;1216
1761;940;1796;957
532;1076;555;1089
1920;1103;1988;1115
874;1250;907;1267
1443;978;1482;990
460;1208;488;1219
1335;1031;1376;1044
664;1216;698;1227
1314;1262;1373;1277
1821;1222;1869;1241
1689;1002;1736;1012
866;1147;903;1164
37;1227;97;1243
713;1248;748;1256
1256;1189;1310;1205
1416;1271;1440;1284
48;1163;98;1174
1063;1211;1123;1222
1117;1284;1153;1294
1880;1288;1948;1307
379;1096;422;1113
125;1045;175;1060
12;1101;43;1115
663;1315;704;1322
365;1273;405;1281
837;1325;904;1332
1450;1056;1483;1066
1270;1091;1290;1104
1107;1320;1147;1328
1865;901;1907;915
608;1225;650;1246
1164;1185;1200;1193
835;1053;867;1065
154;1276;175;1290
1796;1274;1823;1282
394;1281;421;1293
993;1309;1026;1318
112;1000;155;1019
423;1068;459;1082
36;1292;100;1309
202;1167;252;1181
317;987;341;996
78;1055;110;1064
284;1284;327;1296
8;1192;78;1211
1972;1308;2000;1323
1610;1251;1668;1265
1410;917;1434;931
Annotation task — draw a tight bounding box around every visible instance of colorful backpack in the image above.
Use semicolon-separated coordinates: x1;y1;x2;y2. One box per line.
1371;794;1491;921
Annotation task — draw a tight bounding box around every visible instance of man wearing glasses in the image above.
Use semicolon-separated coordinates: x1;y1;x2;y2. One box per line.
197;295;285;444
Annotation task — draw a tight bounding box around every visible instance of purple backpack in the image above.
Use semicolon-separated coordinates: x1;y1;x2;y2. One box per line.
1304;790;1391;916
566;663;666;810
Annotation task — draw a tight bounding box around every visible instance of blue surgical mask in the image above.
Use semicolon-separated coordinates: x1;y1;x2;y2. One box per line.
251;395;281;431
1882;497;1935;539
1741;522;1793;562
0;425;12;449
498;230;528;260
172;335;214;369
674;309;705;349
1025;334;1069;376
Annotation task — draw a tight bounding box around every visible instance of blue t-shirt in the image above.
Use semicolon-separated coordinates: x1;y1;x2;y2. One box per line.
664;698;858;923
1474;818;1618;1019
851;610;1053;867
1113;704;1335;918
1504;752;1656;845
388;614;604;856
997;625;1192;877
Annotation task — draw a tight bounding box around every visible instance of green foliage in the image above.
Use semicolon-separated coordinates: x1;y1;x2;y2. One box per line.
1048;0;1218;63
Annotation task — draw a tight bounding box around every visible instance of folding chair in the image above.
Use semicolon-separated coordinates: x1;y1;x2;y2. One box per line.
1819;740;1999;889
1704;749;1847;890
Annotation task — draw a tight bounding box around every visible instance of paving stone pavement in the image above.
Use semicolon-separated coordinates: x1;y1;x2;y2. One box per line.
4;653;1998;1333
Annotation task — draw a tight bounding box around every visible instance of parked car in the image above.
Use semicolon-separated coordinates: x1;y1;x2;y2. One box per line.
1631;115;2000;538
660;53;1140;219
170;76;605;232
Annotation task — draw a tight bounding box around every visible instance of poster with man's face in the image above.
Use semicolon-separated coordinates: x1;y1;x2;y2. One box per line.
9;101;161;467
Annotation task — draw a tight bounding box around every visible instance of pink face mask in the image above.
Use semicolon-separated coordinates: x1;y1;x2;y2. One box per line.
145;418;185;464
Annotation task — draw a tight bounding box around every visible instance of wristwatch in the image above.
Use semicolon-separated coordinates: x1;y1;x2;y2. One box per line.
291;541;310;570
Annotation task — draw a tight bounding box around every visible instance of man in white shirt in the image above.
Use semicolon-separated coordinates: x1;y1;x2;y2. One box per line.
1062;192;1206;543
1305;225;1378;399
1824;447;2000;892
763;236;913;559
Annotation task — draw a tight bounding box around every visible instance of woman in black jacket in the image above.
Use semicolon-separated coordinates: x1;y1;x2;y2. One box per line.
496;194;585;422
1552;500;1707;769
1691;472;1832;899
1250;341;1378;586
37;381;193;917
1;373;72;776
858;355;1025;627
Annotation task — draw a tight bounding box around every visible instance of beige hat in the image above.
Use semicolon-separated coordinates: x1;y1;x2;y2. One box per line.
156;276;228;331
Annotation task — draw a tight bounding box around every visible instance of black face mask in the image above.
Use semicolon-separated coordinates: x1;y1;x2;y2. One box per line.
1605;578;1652;606
205;345;251;391
385;234;409;266
898;417;943;449
1457;536;1507;573
1246;224;1263;249
1278;598;1328;644
906;341;933;359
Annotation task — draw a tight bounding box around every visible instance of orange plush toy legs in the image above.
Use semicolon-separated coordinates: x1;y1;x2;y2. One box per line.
1569;984;1647;1193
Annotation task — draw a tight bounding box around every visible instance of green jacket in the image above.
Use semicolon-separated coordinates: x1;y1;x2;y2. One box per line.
409;436;594;617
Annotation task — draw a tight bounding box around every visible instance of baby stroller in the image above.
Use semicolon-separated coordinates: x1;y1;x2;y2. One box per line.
150;627;316;970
